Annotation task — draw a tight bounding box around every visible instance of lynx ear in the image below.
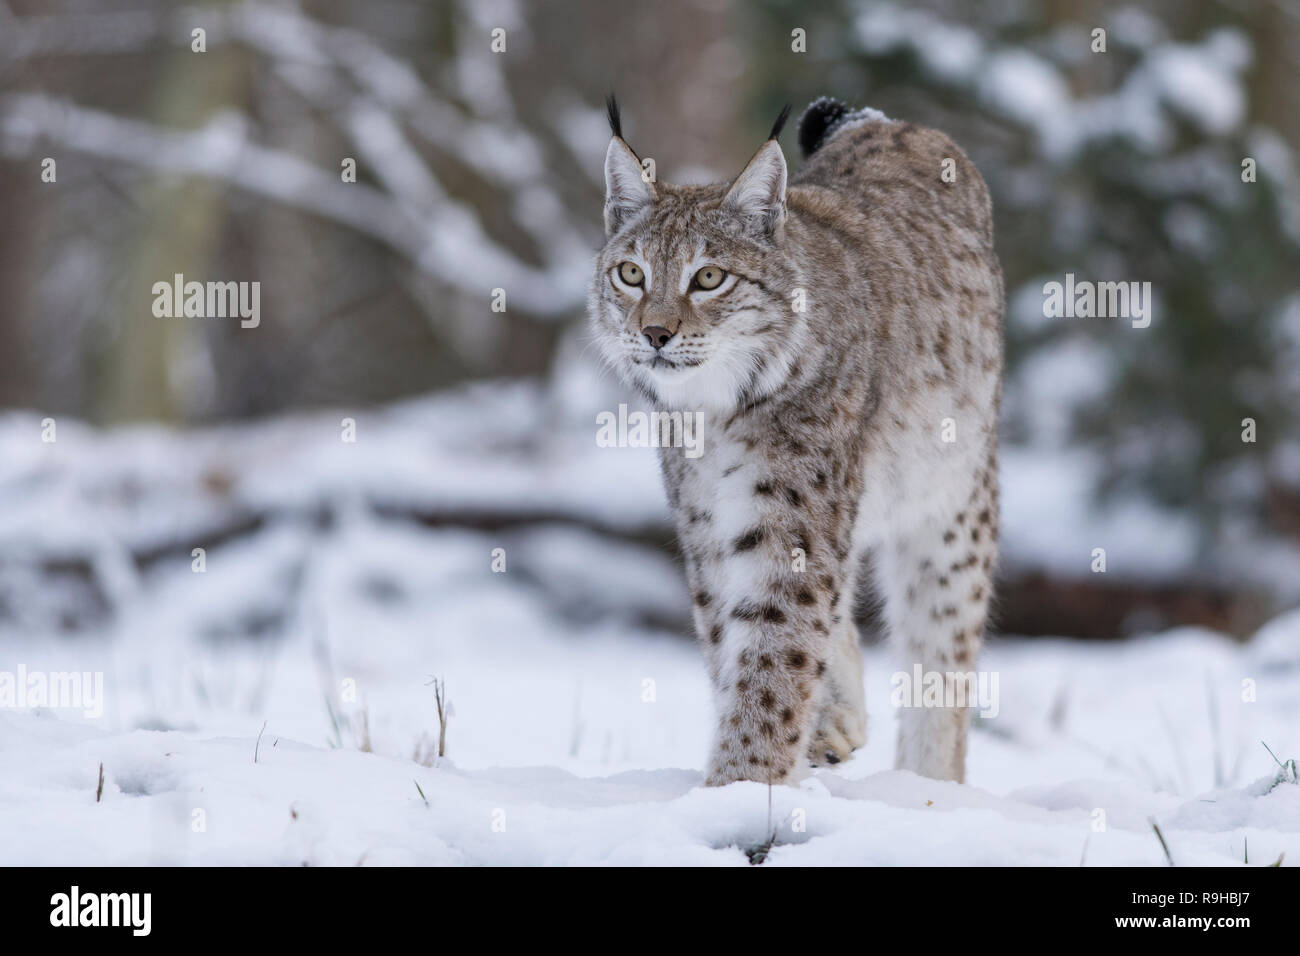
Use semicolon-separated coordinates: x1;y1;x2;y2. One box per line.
722;139;787;238
604;137;654;236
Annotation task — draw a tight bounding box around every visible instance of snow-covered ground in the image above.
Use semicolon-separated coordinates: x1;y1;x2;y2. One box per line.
3;597;1298;866
1;387;1298;865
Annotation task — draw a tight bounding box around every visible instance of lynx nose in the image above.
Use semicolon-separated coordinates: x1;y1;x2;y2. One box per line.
642;326;675;350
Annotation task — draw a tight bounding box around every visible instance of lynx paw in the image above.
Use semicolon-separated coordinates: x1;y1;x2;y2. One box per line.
807;697;866;767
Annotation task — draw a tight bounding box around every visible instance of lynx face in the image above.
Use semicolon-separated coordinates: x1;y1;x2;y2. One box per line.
589;126;805;412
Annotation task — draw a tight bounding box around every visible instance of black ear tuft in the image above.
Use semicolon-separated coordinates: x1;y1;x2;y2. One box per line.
606;93;622;140
797;97;851;158
768;102;792;142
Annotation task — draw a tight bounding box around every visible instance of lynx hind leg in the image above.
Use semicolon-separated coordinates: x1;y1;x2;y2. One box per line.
807;581;867;766
877;476;997;783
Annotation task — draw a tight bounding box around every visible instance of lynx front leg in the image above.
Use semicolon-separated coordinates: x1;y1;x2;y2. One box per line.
876;487;998;783
703;586;836;787
680;437;865;785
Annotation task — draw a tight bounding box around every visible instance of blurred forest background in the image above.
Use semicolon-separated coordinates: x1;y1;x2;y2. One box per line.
1;0;1299;645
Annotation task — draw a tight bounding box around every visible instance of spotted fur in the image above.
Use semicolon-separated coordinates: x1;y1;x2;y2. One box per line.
589;98;1004;785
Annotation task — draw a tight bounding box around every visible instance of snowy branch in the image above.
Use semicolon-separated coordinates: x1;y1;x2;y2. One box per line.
0;2;594;317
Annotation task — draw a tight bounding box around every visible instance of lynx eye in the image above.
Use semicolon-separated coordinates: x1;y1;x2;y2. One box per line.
693;265;727;291
617;261;644;286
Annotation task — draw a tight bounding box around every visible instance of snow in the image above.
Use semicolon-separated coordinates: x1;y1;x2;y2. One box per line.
979;50;1074;148
1;388;1298;865
2;612;1297;865
849;2;1253;161
998;447;1199;582
853;5;983;83
1148;42;1246;136
1010;338;1113;448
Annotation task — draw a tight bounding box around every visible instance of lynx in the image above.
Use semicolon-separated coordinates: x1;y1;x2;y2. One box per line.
589;97;1003;786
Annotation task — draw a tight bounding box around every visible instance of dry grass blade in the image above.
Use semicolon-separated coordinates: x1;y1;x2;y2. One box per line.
1149;817;1175;866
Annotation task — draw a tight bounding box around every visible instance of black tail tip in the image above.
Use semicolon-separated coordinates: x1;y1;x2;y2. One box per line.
768;102;792;142
606;93;622;139
797;96;851;158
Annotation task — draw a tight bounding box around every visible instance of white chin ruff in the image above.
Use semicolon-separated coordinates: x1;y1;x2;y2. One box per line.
640;349;791;413
640;364;736;412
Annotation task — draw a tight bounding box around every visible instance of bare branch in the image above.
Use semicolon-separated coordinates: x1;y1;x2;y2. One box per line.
0;93;581;315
